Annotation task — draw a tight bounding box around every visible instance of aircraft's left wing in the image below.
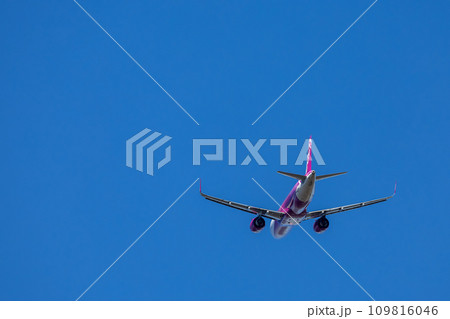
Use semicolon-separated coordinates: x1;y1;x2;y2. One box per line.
303;184;396;221
201;190;284;221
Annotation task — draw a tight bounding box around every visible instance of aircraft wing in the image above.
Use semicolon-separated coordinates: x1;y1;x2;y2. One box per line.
200;190;285;221
303;184;396;221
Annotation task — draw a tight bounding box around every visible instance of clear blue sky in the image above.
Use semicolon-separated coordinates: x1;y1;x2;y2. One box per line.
1;0;449;301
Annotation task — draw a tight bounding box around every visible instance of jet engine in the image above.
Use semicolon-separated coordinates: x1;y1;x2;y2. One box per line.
250;216;265;233
313;216;329;233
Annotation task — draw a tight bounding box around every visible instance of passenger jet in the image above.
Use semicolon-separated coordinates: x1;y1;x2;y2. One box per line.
200;138;396;239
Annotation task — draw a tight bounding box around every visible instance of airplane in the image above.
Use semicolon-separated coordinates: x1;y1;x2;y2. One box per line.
200;137;396;239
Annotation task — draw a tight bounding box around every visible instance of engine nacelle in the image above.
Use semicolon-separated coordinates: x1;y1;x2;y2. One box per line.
250;216;265;233
313;216;329;233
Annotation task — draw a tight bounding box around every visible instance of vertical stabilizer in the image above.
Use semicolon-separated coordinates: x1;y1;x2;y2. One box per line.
306;136;312;174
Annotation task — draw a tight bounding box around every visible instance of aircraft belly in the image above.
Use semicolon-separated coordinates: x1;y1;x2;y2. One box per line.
294;176;315;212
291;195;309;214
270;220;292;239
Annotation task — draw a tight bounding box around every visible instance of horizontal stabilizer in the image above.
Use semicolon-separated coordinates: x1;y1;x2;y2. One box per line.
316;172;347;181
277;171;307;182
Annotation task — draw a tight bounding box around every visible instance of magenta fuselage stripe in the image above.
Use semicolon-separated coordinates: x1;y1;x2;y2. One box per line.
271;137;314;239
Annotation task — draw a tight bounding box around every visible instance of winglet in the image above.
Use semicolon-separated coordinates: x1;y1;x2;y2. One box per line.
387;182;397;199
199;179;208;198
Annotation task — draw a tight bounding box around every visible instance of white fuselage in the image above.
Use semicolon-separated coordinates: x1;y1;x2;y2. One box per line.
270;170;316;238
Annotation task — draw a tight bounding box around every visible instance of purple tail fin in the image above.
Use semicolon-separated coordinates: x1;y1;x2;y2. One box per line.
306;136;312;174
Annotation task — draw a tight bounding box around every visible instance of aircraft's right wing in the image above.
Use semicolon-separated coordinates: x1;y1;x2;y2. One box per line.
304;184;396;221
